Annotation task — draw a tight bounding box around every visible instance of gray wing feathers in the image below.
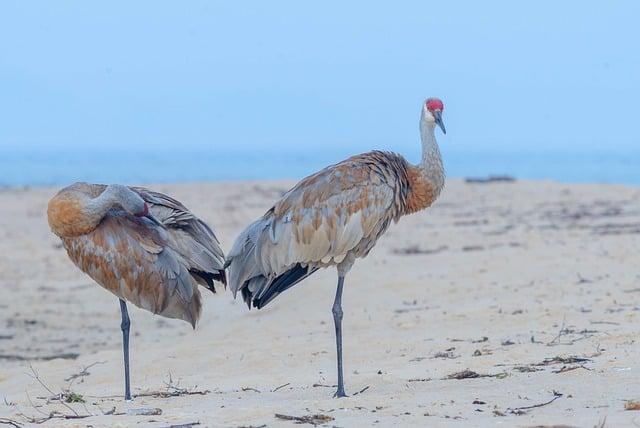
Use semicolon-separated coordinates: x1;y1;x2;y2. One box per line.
227;217;270;297
132;187;226;285
155;248;194;303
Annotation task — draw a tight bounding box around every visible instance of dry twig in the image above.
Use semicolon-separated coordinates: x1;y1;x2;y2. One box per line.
64;361;106;382
507;391;563;414
0;418;23;428
271;383;290;392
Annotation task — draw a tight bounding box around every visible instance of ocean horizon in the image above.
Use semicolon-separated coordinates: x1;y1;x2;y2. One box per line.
0;146;638;187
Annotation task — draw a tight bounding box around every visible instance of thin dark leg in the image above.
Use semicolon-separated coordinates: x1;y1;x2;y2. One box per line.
119;299;132;401
332;276;347;398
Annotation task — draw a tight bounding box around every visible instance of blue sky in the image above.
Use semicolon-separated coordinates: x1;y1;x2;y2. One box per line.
1;1;638;162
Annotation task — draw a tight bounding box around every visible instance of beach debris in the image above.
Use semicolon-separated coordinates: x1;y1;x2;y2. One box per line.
589;320;620;326
135;374;210;399
446;369;480;380
161;422;203;428
0;353;79;362
594;222;640;236
444;369;507;380
576;273;594;284
462;245;484;252
395;305;432;314
0;417;23;428
504;356;592;375
475;348;493;356
127;407;162;416
525;425;577;428
547;318;600;346
552;365;591;374
64;361;106;382
17;364;93;424
505;390;563;414
271;383;290;392
432;349;459;359
63;392;84;404
392;245;448;255
275;413;334;425
513;366;543;373
353;385;370;395
133;387;210;399
312;383;337;388
465;175;516;183
533;356;591;366
625;400;640;410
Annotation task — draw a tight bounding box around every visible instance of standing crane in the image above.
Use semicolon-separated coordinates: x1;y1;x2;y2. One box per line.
47;183;226;400
226;98;447;397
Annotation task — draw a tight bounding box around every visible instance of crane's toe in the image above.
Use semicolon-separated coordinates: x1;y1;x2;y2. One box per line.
333;389;348;398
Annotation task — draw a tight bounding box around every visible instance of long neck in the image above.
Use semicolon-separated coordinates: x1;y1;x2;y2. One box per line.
85;186;120;223
418;112;445;195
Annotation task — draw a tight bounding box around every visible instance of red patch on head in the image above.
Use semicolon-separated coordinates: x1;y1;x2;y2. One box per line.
426;98;444;111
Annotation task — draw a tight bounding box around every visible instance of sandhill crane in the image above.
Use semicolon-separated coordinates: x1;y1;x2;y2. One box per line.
226;98;446;397
47;183;226;400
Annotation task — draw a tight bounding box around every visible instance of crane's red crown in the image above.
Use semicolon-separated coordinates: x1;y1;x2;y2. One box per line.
425;98;444;111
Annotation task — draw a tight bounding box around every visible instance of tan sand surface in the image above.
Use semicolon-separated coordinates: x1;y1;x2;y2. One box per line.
1;179;639;427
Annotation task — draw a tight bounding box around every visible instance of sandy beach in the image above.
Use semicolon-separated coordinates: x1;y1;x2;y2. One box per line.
1;179;639;427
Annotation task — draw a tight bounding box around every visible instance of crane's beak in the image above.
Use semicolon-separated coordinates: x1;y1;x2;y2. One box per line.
434;110;446;134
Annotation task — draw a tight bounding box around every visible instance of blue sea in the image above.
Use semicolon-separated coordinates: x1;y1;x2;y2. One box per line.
0;146;638;187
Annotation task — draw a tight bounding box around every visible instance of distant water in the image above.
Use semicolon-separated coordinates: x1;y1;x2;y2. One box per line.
0;146;638;187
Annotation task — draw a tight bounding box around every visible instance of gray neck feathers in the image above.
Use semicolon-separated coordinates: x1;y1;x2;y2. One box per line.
85;184;141;220
419;111;445;195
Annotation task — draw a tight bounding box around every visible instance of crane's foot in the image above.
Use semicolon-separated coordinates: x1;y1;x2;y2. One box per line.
333;388;348;398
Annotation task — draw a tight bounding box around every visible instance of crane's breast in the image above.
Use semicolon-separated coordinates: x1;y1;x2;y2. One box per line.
404;166;439;214
62;231;164;310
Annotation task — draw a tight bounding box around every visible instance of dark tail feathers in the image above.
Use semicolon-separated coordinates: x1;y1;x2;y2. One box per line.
192;269;227;293
245;263;318;309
